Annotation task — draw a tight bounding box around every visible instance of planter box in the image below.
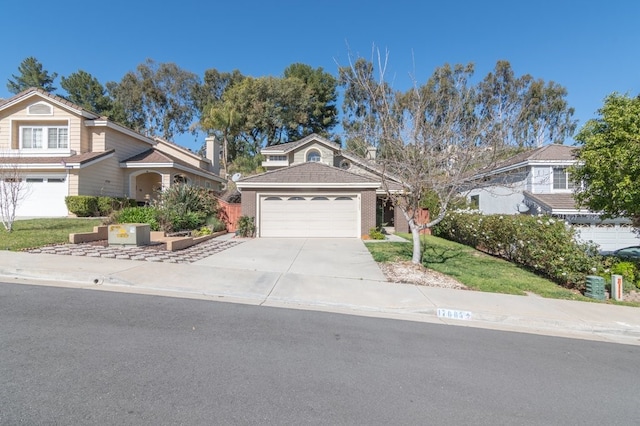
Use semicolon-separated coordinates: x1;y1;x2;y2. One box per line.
108;223;151;246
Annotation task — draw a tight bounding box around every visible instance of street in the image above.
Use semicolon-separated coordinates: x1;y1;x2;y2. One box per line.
1;282;638;425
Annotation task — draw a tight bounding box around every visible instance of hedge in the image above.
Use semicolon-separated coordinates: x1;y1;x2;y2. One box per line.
433;211;600;290
65;196;136;217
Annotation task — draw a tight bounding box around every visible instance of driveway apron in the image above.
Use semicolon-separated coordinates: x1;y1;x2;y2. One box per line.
193;238;387;281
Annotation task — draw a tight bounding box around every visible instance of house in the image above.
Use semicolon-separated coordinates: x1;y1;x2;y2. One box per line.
0;88;225;217
465;144;638;251
236;133;409;238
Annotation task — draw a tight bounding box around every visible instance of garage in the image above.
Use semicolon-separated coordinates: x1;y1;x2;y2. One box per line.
259;194;359;238
16;174;69;217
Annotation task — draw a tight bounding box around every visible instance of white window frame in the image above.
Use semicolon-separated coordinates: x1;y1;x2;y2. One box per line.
20;125;69;151
552;167;575;191
306;149;321;162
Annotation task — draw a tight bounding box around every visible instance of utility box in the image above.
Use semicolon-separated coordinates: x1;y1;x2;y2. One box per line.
585;275;605;300
108;223;151;246
611;275;624;301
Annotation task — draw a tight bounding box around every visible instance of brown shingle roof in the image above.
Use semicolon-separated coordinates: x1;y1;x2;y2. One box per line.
524;191;588;213
239;161;380;185
0;150;114;166
497;145;578;169
261;133;340;153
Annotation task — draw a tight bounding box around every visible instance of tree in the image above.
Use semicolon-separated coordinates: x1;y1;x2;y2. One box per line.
107;59;200;141
60;70;114;115
0;156;30;232
340;52;577;264
7;57;57;94
283;63;339;139
571;93;640;229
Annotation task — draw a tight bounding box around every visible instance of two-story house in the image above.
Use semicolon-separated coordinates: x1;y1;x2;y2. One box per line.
466;144;638;251
0;88;225;218
236;133;409;238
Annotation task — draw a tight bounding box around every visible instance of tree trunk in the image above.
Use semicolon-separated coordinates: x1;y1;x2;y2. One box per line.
409;219;422;264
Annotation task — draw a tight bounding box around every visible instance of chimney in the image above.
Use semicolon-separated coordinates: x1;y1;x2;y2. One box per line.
366;145;377;161
205;136;221;175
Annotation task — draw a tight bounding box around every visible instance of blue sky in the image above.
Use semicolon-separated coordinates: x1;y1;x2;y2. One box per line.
1;0;638;152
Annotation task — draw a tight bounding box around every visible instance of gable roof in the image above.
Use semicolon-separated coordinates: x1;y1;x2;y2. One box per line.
484;144;579;176
0;87;100;118
260;133;341;154
121;149;225;183
237;161;380;189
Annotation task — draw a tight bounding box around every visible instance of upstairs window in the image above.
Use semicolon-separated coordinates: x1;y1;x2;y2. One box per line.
269;155;287;161
552;167;575;190
21;126;68;149
306;149;321;162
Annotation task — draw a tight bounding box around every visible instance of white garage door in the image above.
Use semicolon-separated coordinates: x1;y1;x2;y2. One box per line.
259;195;359;238
16;175;69;217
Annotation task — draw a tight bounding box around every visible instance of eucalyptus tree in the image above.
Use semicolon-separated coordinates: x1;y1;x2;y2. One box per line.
107;59;200;141
7;57;57;94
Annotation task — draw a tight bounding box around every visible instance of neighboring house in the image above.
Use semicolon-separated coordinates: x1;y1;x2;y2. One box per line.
236;133;409;238
0;88;225;217
466;144;638;251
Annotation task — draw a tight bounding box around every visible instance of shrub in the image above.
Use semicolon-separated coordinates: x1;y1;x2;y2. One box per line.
192;226;213;237
434;211;600;290
609;261;639;292
113;207;160;231
65;196;99;217
66;196;135;217
155;183;217;232
369;227;385;240
206;215;227;232
236;215;255;237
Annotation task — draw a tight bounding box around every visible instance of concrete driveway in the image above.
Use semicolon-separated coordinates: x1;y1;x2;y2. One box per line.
193;238;386;281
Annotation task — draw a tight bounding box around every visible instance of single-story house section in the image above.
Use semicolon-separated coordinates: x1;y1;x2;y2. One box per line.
0;88;226;217
237;134;410;238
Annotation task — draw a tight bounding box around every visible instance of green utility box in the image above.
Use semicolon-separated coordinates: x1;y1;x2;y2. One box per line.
585;275;606;300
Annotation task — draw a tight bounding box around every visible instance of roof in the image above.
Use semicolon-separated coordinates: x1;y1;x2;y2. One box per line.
237;161;380;188
0;87;100;118
261;133;341;154
121;149;225;183
523;191;594;215
493;144;578;172
0;150;114;168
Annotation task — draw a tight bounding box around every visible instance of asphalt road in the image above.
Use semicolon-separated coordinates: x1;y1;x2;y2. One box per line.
1;282;638;425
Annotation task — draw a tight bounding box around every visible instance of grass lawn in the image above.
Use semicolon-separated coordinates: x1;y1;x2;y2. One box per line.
366;233;592;301
0;218;103;251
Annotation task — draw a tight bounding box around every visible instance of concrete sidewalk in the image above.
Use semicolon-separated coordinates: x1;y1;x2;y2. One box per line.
1;235;639;346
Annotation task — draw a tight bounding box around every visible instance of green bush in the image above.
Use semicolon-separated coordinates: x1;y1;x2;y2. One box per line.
155;183;217;233
369;227;385;240
434;211;600;290
66;196;136;217
65;196;99;217
236;215;255;238
113;207;160;231
206;215;227;232
609;261;639;292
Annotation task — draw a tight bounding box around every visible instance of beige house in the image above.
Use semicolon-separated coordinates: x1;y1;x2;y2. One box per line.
237;133;409;238
0;88;225;217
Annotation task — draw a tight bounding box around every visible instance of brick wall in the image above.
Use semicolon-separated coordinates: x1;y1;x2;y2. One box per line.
361;189;377;237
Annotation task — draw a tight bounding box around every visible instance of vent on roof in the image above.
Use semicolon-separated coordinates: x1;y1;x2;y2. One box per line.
28;102;53;115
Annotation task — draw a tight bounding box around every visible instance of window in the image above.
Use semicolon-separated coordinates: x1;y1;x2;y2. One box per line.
288;196;305;201
470;195;479;209
553;167;575;190
306;150;321;162
311;196;329;201
21;126;68;149
269;155;287;161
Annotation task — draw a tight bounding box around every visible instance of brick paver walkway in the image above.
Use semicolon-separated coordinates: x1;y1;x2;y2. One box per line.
26;238;243;264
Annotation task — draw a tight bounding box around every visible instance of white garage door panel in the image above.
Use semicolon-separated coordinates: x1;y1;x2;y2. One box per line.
260;195;358;238
16;177;69;217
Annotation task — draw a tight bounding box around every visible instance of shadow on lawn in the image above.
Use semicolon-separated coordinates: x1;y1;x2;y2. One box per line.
421;245;465;264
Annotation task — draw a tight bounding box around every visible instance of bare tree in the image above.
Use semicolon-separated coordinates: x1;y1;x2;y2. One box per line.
340;50;512;263
0;155;30;232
